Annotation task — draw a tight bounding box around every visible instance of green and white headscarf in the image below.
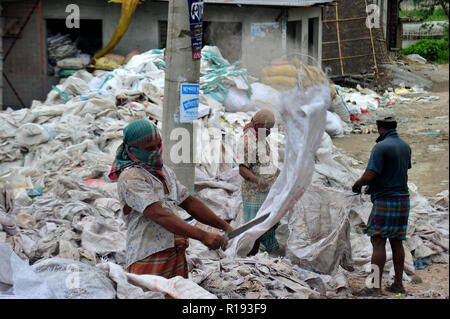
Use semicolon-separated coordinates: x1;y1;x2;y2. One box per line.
109;119;164;181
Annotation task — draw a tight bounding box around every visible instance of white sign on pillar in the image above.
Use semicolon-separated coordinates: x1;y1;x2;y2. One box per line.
179;83;199;123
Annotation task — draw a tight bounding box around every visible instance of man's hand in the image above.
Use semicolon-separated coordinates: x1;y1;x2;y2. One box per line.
201;232;228;250
352;182;362;194
352;170;377;194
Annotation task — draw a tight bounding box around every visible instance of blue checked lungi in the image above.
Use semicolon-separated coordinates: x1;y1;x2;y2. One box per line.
366;197;410;240
243;192;279;252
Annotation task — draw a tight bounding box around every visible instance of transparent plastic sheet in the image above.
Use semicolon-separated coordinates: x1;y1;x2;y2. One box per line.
225;80;332;257
0;243;55;299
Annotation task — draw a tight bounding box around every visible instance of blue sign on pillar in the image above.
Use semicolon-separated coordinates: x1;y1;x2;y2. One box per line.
180;83;199;123
188;0;204;60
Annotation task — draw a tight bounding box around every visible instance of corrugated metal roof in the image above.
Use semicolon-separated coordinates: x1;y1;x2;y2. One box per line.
157;0;334;7
204;0;333;5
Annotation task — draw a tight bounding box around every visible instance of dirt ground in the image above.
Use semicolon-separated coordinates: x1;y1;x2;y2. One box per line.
332;63;449;299
345;264;449;299
334;64;449;197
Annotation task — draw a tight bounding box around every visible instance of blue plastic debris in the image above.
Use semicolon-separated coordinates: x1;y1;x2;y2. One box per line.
414;257;432;270
27;186;44;199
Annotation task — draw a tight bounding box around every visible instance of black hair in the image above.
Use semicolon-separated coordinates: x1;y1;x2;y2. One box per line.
376;120;397;130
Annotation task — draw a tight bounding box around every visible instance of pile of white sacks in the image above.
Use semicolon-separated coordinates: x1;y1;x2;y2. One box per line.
0;47;448;299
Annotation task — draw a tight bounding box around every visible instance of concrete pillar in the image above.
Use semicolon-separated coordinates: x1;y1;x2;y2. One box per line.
312;18;319;63
0;3;3;110
162;0;200;194
301;18;309;62
281;14;287;59
318;10;323;67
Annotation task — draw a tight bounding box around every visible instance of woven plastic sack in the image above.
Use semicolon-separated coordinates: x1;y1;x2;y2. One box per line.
97;262;216;299
31;258;116;299
262;64;298;78
325;111;344;138
0;243;55;299
225;68;331;257
57;58;86;70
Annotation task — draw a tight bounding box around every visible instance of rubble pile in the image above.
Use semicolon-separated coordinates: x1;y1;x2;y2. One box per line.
333;84;440;135
0;47;448;299
47;33;91;78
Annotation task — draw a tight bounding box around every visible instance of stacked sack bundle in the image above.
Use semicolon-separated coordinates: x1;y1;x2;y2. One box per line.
260;61;298;91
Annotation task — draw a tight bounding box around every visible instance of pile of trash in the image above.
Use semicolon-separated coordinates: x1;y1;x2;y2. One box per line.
331;83;440;135
0;46;448;299
47;33;92;78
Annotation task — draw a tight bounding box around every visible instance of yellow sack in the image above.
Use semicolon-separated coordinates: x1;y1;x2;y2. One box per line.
289;56;329;89
90;0;140;66
330;82;337;100
94;57;120;71
289;55;304;69
261;75;298;88
104;53;125;65
299;65;328;88
394;88;413;95
262;64;298;78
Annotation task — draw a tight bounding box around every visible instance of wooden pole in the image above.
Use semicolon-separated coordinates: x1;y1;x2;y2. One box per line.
323;16;367;23
335;1;344;75
321;53;373;62
322;37;372;45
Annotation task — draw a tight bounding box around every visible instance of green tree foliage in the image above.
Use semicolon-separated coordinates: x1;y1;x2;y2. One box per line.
400;26;449;63
413;0;449;20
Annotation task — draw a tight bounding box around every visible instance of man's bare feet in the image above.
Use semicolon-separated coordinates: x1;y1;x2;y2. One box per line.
386;283;406;294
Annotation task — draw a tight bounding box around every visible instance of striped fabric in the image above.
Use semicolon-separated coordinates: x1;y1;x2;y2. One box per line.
126;236;189;279
366;197;410;240
109;119;164;181
123;118;159;147
243;192;280;253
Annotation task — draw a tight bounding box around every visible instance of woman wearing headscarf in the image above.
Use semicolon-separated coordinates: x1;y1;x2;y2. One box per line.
109;119;232;279
239;109;280;256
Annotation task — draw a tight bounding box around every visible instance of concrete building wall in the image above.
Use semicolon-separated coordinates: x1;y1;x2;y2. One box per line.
205;4;285;76
288;6;322;65
0;3;3;110
376;0;389;40
2;0;322;108
42;0;168;55
41;0;168;96
42;1;322;78
203;5;322;75
2;0;43;109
